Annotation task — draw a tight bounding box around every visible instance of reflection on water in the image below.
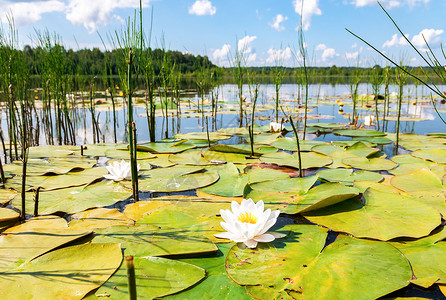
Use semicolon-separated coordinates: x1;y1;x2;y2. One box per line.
2;83;445;147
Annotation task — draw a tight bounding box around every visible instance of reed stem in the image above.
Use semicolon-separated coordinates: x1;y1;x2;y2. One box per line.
126;256;137;300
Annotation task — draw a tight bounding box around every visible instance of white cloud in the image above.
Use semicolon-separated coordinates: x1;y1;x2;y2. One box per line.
293;0;321;31
345;51;359;60
411;28;443;48
188;0;216;16
212;43;231;65
247;53;256;63
321;48;338;61
351;0;429;8
382;33;409;48
266;47;292;64
65;0;149;33
0;0;65;26
269;14;287;31
237;35;257;54
315;43;327;51
407;0;430;8
316;44;339;61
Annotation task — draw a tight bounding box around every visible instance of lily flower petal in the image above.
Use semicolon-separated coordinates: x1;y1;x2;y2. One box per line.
213;199;285;248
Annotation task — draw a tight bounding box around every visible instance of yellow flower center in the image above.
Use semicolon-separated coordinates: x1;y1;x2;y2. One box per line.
238;212;258;224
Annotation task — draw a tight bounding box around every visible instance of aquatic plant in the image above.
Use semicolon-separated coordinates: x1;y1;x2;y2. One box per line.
214;199;285;248
346;1;446;126
395;61;407;154
247;68;261;157
104;160;140;181
232;37;247;127
370;64;384;130
297;2;309;140
114;10;141;201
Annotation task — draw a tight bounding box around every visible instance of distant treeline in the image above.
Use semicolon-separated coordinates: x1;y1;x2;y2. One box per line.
9;45;440;83
20;45;216;76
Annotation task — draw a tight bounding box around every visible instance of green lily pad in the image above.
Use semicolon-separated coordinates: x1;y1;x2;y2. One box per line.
0;188;18;205
271;138;325;152
226;224;411;300
92;256;205;299
168;150;215;166
138;165;219;192
0;243;122;299
133;196;231;243
245;132;282;145
210;144;278;156
317;168;384;185
391;154;430;165
202;150;260;164
218;127;250;135
69;207;134;230
352;136;393;145
0;225;91;271
105;148;156;160
139;154;177;168
411;149;446;164
333;128;387;137
389;162;439;176
175;131;232;141
136;140;196;153
304;188;441;240
244;176;319;213
260;151;332;169
27;145;78;158
308;122;347;129
164;244;252;299
11;180;132;215
6;167;107;191
244;166;290;183
93;223;218;257
199;163;248;197
4;157;96;176
0;207;19;223
326;151;359;169
345;141;380;157
342;156;398;171
81;143;127;157
295;182;360;214
390;169;444;192
332;140;376;148
427;132;446;137
311;144;345;156
391;227;446;287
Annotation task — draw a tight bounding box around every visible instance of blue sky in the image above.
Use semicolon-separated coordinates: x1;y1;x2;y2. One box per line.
0;0;444;67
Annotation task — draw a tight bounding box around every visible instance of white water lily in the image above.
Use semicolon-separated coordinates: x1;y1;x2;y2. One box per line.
214;199;286;248
364;115;375;126
103;160;140;181
270;121;284;132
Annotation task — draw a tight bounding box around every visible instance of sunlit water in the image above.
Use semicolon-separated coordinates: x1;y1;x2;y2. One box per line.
3;83;445;149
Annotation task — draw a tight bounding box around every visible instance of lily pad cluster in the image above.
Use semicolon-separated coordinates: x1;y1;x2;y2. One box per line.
0;128;445;299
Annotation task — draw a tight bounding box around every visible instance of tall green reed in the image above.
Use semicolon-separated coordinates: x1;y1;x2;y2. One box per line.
370;64;384;130
115;12;141;201
247;69;261;157
139;6;157;142
395;62;407;154
232;39;246;127
297;5;309;140
347;1;446;126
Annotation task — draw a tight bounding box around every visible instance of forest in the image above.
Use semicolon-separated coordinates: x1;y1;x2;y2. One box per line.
11;45;434;81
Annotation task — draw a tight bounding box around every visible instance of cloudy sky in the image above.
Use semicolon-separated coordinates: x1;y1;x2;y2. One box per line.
0;0;443;67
